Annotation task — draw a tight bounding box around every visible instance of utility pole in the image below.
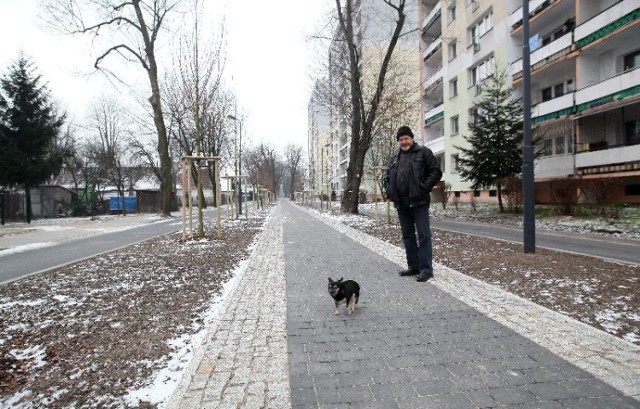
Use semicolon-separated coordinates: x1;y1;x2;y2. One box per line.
522;0;536;253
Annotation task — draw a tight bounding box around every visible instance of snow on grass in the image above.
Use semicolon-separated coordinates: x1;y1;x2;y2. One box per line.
10;344;47;369
123;255;249;407
0;242;56;257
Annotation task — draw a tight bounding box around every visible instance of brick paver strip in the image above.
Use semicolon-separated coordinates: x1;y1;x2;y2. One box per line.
168;206;290;408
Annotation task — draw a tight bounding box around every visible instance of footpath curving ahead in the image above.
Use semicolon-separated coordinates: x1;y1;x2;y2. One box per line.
170;200;639;408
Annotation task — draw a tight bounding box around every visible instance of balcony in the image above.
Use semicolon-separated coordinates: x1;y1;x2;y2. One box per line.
575;67;640;113
424;68;443;94
532;92;575;124
426;136;445;155
423;37;442;61
424;104;444;127
574;0;640;49
510;32;573;81
509;0;547;29
422;1;442;37
576;145;640;170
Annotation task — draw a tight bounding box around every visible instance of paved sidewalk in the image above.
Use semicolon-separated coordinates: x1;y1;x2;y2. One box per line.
170;201;639;408
168;205;291;408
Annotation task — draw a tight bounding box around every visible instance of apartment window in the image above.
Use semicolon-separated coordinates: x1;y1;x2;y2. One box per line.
470;25;480;47
466;0;479;10
541;133;572;157
474;190;481;197
626;185;640;196
626;119;640;146
447;5;456;24
451;116;459;135
554;135;565;155
542;28;565;46
624;50;640;71
489;190;497;197
451;154;460;172
448;41;457;61
539;118;573;156
542;138;553;156
450;78;458;98
541;80;572;102
470;56;495;86
468;11;493;47
454;191;461;198
469;107;481;126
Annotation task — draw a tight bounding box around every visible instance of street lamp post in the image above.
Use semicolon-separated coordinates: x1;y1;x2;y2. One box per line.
522;0;535;253
227;114;243;215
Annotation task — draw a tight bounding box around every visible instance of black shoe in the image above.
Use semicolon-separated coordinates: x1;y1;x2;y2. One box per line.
399;268;419;276
416;272;434;282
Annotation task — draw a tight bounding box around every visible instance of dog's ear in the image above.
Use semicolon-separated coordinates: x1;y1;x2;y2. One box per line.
328;277;333;282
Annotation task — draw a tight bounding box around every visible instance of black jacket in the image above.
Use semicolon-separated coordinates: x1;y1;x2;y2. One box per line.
384;142;442;207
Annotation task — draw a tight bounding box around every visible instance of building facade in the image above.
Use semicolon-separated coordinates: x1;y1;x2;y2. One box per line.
420;0;640;204
307;80;333;198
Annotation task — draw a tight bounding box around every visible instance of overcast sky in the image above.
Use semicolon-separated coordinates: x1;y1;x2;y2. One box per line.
0;0;333;152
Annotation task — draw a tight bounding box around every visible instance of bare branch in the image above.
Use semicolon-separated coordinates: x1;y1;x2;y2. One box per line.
94;44;148;70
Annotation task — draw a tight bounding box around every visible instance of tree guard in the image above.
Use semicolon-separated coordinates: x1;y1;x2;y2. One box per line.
372;165;390;225
181;156;222;240
222;176;235;220
222;175;249;219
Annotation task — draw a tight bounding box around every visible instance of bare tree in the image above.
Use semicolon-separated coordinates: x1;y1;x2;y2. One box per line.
86;95;132;214
160;1;228;234
42;0;181;216
75;140;109;215
283;144;305;200
329;0;409;213
54;124;97;216
203;89;236;205
244;143;283;198
365;45;422;171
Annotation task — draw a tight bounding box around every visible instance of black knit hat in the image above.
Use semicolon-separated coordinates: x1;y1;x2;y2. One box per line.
396;126;414;141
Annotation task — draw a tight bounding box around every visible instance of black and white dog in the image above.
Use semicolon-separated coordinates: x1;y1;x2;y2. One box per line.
328;277;360;315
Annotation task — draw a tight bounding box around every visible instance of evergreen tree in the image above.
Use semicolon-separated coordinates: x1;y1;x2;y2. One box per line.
456;69;523;212
0;55;66;222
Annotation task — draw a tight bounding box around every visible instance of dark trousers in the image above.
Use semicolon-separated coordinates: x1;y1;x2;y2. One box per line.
396;203;433;274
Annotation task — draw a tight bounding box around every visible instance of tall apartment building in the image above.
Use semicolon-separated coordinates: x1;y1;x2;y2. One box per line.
308;0;422;199
420;0;640;204
307;80;332;197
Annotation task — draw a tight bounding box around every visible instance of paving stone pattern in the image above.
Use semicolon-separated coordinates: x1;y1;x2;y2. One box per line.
282;201;639;409
168;207;290;409
312;205;640;399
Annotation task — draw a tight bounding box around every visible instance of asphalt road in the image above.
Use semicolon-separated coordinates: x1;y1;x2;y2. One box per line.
0;218;183;284
430;218;640;265
2;207;637;285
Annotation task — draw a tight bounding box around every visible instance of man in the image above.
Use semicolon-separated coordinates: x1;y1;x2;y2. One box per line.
384;126;442;282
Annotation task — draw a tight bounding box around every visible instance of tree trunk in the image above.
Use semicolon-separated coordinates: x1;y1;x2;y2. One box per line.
25;185;32;224
497;183;504;212
149;89;172;217
133;0;172;217
335;0;406;215
342;145;367;214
